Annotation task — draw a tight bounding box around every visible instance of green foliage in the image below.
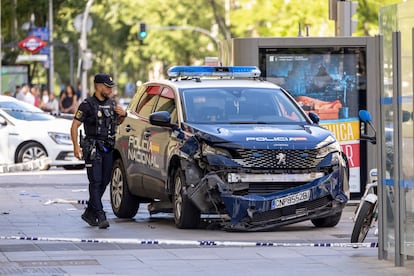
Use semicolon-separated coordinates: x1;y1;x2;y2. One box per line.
0;0;404;96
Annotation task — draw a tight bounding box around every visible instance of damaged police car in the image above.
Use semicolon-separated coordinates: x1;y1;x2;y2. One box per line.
110;66;349;231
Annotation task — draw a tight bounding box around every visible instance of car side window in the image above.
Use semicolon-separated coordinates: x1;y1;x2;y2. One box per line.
135;86;162;118
154;87;177;124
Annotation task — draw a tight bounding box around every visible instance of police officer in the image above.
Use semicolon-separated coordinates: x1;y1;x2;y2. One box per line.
70;73;127;229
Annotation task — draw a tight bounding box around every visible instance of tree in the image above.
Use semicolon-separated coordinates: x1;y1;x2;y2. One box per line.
0;0;403;96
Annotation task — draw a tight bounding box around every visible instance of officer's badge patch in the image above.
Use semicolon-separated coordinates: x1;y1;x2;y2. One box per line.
75;110;83;119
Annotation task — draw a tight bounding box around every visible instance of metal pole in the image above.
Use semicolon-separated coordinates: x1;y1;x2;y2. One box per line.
0;0;2;94
392;30;403;267
80;0;94;100
48;0;54;94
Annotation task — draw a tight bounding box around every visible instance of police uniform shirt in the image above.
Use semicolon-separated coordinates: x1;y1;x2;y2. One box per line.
74;95;117;139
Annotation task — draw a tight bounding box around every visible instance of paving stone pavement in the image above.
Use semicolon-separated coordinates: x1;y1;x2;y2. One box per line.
0;171;414;275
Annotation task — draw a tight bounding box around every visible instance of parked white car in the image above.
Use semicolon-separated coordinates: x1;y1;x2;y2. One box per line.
0;95;84;170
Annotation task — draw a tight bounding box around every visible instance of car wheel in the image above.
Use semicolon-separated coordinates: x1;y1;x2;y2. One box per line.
17;142;50;169
110;158;139;218
311;211;342;227
173;169;200;229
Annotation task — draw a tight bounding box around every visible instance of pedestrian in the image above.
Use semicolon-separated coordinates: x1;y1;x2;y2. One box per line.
30;85;41;107
16;83;34;105
59;84;78;114
70;73;127;229
40;90;59;113
13;85;20;98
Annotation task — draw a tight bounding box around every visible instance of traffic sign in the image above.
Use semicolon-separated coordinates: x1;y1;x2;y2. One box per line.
29;27;50;55
18;35;47;54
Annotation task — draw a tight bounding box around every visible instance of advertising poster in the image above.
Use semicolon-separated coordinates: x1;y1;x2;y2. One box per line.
1;65;30;96
259;47;367;193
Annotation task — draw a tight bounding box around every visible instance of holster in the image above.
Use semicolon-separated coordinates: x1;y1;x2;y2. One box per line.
81;139;97;161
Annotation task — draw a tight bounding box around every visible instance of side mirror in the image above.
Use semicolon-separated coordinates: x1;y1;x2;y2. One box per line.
308;112;320;124
149;111;172;127
359;110;372;123
358;110;376;144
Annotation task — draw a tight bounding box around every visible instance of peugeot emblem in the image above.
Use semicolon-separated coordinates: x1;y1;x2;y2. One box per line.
276;153;287;165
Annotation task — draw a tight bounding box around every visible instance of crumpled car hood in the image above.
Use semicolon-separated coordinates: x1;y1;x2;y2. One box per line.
184;123;332;149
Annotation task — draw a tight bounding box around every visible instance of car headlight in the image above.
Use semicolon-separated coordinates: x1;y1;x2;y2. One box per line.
201;143;232;158
316;135;341;158
48;132;72;145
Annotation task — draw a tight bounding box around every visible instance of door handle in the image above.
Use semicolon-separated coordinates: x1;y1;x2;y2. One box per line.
125;125;134;132
144;130;151;139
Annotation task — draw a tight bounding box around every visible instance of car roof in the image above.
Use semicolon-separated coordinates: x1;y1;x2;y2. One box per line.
0;95;19;102
145;78;282;90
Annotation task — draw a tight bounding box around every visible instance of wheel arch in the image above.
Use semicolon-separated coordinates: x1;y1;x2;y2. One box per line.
167;155;181;201
14;140;47;163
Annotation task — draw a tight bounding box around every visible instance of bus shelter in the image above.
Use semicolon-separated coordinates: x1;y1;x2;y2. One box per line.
378;0;414;267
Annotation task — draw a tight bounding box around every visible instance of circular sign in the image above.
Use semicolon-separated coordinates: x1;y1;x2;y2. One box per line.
18;35;47;54
74;14;93;33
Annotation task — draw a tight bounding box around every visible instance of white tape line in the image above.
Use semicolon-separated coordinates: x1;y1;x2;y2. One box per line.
0;236;379;248
44;199;88;205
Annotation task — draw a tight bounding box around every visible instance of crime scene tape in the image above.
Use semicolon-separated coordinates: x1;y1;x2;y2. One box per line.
0;235;378;248
43;199;88;205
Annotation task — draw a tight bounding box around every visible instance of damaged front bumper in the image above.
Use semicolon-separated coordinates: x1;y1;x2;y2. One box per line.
187;169;348;231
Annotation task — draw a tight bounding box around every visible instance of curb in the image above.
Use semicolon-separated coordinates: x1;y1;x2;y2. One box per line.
0;157;51;173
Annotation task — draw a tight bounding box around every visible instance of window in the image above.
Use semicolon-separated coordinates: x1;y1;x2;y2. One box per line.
154;87;177;123
135;86;162;117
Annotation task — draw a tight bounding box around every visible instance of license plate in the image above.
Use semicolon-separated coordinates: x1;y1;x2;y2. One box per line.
271;190;310;209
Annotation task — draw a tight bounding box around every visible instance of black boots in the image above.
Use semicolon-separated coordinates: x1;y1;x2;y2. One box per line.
97;211;110;229
82;208;109;229
81;208;98;227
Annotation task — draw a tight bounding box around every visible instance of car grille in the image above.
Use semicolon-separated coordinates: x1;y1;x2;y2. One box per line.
251;196;331;223
232;149;321;169
247;182;308;194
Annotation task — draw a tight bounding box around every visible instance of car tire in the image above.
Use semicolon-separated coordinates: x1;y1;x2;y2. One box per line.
311;211;342;227
110;158;140;218
17;142;50;170
173;169;200;229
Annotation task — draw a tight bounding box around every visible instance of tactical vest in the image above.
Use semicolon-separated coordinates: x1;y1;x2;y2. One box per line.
84;96;117;144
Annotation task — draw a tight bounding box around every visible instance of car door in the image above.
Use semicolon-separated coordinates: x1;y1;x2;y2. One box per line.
118;85;162;196
142;86;178;198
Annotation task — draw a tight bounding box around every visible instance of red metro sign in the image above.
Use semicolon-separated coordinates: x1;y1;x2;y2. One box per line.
18;35;47;54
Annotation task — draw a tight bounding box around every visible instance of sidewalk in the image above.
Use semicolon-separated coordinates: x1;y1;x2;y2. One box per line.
0;171;414;275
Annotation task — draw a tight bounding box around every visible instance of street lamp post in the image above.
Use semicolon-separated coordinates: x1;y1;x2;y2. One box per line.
48;0;54;95
79;0;94;100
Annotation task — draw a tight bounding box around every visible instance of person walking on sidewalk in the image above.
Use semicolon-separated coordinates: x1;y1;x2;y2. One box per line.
70;73;127;229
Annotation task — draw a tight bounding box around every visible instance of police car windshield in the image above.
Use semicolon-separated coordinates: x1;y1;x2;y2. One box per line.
181;87;307;124
0;101;55;121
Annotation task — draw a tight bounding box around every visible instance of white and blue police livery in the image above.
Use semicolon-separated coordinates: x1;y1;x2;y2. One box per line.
111;66;349;231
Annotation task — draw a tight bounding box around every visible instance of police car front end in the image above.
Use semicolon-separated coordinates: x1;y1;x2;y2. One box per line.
170;66;349;231
182;125;348;231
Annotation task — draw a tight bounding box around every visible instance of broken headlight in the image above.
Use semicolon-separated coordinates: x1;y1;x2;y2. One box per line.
316;135;341;158
201;143;232;158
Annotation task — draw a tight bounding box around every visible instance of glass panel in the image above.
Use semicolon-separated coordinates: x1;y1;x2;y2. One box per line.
379;3;398;258
398;1;414;257
380;0;414;261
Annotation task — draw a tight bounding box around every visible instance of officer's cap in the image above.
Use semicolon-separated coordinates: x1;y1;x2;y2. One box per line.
94;73;116;88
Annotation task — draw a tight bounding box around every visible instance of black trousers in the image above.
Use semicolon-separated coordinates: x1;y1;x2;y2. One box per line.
85;148;113;214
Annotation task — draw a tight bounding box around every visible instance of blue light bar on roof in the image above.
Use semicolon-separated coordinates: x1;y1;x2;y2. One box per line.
167;66;261;78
